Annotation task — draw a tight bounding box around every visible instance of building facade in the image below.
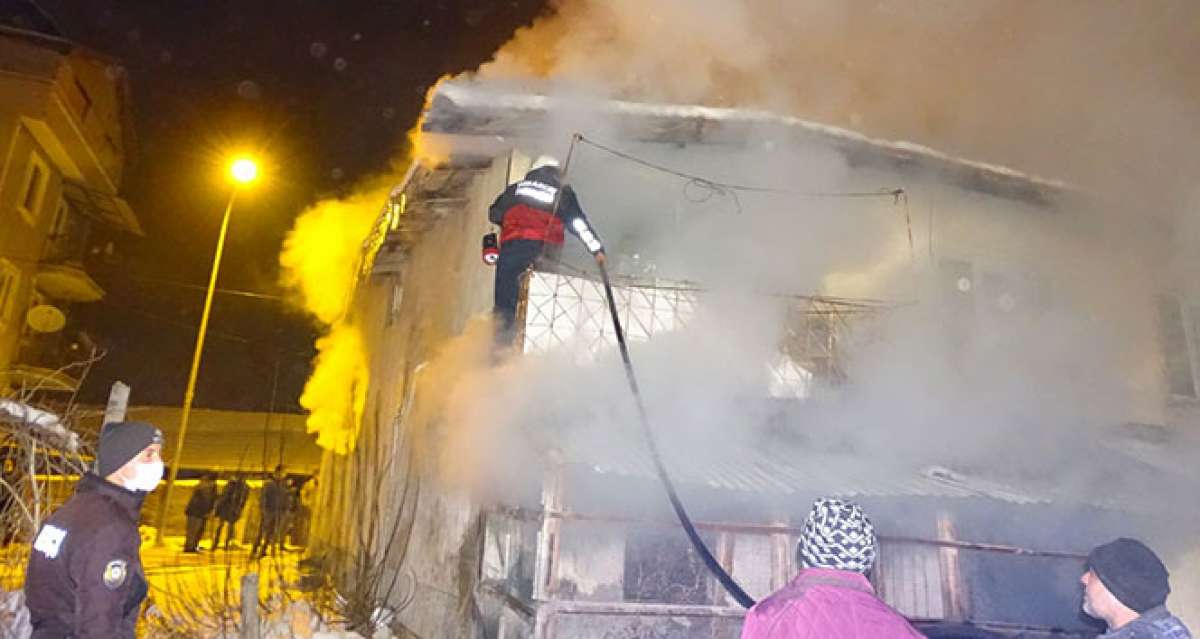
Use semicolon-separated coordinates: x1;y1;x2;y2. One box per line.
307;81;1200;637
0;24;142;395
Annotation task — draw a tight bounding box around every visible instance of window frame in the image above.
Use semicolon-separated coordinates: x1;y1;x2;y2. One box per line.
49;197;71;240
18;151;50;225
0;259;21;330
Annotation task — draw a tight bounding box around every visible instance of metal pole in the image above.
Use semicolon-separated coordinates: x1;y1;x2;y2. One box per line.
240;572;260;639
103;381;130;425
270;355;282;467
155;190;237;546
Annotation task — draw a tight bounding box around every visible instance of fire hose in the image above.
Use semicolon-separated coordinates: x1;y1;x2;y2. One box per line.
595;258;757;609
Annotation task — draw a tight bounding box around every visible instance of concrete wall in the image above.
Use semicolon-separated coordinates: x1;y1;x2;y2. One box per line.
79;405;323;474
309;155;508;635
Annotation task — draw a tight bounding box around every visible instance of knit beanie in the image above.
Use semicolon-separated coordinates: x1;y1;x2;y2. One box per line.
798;497;877;573
95;421;163;478
1087;538;1170;613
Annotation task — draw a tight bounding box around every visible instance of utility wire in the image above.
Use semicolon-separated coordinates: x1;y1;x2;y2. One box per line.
95;298;313;355
125;275;287;302
0;255;288;301
577;135;905;200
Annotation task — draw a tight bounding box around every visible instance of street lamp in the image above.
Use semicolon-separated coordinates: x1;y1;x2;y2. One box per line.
231;157;258;184
155;156;259;546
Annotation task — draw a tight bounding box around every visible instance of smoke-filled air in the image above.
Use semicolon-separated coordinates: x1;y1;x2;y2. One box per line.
279;0;1200;624
404;0;1200;507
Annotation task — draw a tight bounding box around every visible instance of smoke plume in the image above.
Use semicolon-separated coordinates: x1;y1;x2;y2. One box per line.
481;0;1200;203
457;0;1200;491
280;181;392;454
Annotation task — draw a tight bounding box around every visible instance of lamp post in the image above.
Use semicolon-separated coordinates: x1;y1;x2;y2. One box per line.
155;156;258;546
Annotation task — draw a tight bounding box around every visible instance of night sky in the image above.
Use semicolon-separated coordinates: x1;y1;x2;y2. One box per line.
23;1;546;410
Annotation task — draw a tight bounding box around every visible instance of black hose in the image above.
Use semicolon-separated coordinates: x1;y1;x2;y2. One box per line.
596;261;757;609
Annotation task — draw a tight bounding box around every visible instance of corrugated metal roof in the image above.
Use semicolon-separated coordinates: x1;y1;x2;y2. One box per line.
557;422;1052;505
554;417;1200;515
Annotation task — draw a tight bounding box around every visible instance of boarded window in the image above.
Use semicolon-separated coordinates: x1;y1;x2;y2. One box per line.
876;539;947;620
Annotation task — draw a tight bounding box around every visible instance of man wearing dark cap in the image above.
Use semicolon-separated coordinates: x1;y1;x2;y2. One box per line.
1082;538;1192;638
24;421;164;639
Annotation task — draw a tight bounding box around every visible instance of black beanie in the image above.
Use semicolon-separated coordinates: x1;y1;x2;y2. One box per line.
1087;538;1170;613
95;421;163;478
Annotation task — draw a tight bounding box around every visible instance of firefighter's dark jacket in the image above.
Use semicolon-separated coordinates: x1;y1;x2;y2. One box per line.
25;473;149;639
488;166;601;252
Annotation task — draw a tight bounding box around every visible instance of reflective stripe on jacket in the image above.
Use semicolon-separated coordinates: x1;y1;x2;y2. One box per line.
488;166;601;253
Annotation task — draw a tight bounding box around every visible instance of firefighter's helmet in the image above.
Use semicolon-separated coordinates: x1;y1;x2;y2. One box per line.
530;155;560;171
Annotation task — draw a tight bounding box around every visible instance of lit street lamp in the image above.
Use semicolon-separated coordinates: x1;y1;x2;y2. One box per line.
154;156;259;545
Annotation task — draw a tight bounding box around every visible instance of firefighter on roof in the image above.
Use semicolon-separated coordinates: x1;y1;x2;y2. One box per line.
488;155;604;348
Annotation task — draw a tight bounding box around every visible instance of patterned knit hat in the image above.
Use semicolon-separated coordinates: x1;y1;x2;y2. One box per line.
798;497;877;573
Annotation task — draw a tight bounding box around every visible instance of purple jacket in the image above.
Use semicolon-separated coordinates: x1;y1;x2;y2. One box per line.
740;568;925;639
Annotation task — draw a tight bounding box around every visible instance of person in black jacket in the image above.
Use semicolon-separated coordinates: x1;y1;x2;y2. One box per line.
182;472;217;553
252;465;289;559
24;421;164;639
210;472;249;551
488;155;605;349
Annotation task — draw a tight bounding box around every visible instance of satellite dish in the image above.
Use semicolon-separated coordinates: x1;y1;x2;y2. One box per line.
27;305;66;333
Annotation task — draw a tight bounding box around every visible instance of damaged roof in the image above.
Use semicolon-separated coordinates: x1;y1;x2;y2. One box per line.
545;415;1192;515
422;80;1073;206
555;423;1054;506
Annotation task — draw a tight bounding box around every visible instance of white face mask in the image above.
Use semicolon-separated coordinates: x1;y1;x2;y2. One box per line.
125;460;164;492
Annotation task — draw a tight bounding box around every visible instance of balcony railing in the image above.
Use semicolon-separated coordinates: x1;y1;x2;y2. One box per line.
17;330;83;371
41;211;92;267
6;328;95;392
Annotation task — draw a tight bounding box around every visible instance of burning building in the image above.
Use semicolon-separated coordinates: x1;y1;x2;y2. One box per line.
301;79;1200;638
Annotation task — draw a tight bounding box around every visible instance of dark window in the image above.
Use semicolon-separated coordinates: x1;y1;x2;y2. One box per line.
73;77;92;120
622;526;713;605
22;161;45;213
0;261;19;323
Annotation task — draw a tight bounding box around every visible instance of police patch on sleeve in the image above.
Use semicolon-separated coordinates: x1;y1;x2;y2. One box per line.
102;559;128;589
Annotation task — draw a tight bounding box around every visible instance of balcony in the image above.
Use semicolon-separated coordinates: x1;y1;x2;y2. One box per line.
35;207;104;302
2;329;95;393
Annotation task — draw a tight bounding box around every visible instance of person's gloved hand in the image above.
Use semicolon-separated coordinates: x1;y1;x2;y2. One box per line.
594;251;607;266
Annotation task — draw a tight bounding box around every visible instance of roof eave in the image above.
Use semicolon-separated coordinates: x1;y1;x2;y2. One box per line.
423;81;1075;206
